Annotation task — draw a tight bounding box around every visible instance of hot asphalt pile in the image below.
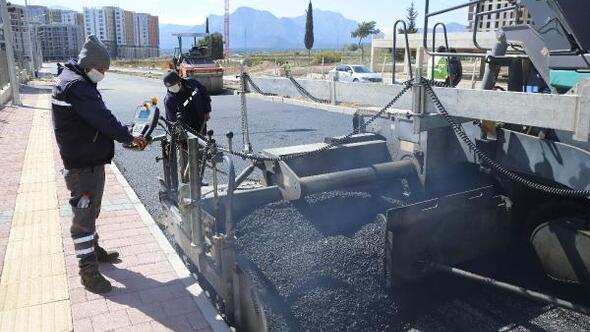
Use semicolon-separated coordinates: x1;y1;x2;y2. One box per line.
235;188;590;331
236;188;411;331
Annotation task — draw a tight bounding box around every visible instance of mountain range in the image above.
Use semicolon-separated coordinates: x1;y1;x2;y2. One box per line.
161;7;360;51
159;7;467;51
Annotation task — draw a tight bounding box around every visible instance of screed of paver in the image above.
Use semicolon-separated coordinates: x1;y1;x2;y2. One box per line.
0;97;72;331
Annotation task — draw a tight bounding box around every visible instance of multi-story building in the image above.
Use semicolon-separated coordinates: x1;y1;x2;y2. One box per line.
83;6;159;59
83;8;109;42
47;8;63;24
2;4;42;71
148;15;159;50
468;0;532;31
5;4;31;64
37;24;83;60
134;13;149;47
27;5;48;24
61;10;77;25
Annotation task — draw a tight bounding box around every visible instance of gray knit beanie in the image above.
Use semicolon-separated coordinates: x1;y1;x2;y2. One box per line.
78;35;111;69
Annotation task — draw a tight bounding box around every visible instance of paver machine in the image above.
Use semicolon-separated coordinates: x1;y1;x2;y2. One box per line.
152;0;590;330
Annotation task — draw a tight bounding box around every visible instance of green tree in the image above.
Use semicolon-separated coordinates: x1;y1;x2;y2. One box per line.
198;32;224;60
351;21;380;62
397;2;419;34
304;1;315;58
406;2;419;33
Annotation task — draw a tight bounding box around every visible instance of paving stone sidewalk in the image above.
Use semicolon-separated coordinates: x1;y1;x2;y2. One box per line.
0;83;228;332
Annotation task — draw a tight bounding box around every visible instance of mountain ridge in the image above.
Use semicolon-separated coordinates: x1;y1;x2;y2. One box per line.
159;7;359;51
159;7;467;51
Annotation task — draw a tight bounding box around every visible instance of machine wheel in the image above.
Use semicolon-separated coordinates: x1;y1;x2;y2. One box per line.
525;200;590;289
353;78;359;83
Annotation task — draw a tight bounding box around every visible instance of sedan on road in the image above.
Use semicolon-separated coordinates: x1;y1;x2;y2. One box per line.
329;64;383;83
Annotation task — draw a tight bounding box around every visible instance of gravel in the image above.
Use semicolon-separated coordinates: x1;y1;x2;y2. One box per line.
235;189;590;332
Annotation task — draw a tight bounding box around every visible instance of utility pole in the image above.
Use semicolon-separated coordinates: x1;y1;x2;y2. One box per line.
23;0;35;76
0;0;22;105
224;0;230;58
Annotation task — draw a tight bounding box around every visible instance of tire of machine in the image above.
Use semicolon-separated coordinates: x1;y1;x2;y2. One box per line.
530;218;590;290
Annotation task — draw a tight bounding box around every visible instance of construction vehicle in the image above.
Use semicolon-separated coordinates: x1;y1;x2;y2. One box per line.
169;32;224;94
148;0;590;330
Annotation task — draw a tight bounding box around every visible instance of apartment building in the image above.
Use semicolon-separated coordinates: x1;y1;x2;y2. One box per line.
27;5;48;23
1;4;43;70
83;6;159;59
26;6;83;61
468;0;532;32
37;24;83;61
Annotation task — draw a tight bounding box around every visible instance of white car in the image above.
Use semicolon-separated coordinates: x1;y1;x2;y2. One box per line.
329;64;383;83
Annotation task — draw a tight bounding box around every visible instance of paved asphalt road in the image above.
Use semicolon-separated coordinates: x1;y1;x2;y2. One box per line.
44;66;590;331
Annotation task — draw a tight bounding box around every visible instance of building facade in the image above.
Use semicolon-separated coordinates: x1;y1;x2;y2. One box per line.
83;6;159;59
1;4;43;71
37;24;83;61
27;5;48;24
468;0;532;32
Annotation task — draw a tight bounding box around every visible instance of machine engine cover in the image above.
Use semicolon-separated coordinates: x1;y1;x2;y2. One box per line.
385;185;512;285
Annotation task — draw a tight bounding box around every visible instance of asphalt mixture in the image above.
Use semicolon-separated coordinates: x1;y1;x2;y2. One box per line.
235;188;590;332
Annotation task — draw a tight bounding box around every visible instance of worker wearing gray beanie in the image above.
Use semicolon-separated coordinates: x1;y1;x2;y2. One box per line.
52;33;147;294
78;35;111;70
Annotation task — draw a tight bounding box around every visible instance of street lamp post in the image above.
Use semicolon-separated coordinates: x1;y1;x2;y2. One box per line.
23;0;35;76
0;0;22;105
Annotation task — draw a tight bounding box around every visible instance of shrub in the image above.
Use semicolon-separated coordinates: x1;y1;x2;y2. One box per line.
312;51;342;64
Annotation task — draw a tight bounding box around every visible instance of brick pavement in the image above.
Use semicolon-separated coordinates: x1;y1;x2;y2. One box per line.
0;82;228;331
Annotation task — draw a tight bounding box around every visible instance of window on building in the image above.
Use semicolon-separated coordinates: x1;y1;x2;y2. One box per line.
486;22;490;29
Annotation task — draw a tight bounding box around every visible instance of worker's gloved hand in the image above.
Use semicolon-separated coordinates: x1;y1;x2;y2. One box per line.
130;136;148;151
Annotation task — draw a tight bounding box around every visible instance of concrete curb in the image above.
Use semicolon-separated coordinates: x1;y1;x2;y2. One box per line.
245;93;359;115
109;163;231;332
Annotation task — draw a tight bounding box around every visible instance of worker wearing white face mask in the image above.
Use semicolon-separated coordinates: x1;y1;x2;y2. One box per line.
51;35;147;294
163;70;212;134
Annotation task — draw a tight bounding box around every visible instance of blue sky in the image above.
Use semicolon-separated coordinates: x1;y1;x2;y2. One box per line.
13;0;469;27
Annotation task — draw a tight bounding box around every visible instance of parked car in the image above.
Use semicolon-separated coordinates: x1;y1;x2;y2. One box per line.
328;64;383;83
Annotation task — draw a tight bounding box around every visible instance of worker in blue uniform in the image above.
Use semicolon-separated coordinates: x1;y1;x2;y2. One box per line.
52;35;147;293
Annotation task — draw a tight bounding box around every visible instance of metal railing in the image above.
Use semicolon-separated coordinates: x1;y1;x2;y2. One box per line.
422;0;527;60
392;20;414;84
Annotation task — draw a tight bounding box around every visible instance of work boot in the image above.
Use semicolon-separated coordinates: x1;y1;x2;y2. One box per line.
96;245;120;263
80;270;112;294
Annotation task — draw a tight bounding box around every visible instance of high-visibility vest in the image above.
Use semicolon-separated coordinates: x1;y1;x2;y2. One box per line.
428;56;448;80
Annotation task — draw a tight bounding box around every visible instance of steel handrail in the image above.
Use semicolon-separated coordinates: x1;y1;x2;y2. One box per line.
431;22;450;80
392;20;414;84
472;4;520;50
422;0;528;59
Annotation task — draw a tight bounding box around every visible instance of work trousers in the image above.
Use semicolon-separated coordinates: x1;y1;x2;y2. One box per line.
63;165;105;274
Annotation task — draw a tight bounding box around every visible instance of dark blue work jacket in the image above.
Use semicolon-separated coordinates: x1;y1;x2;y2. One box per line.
52;60;133;169
164;78;211;133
